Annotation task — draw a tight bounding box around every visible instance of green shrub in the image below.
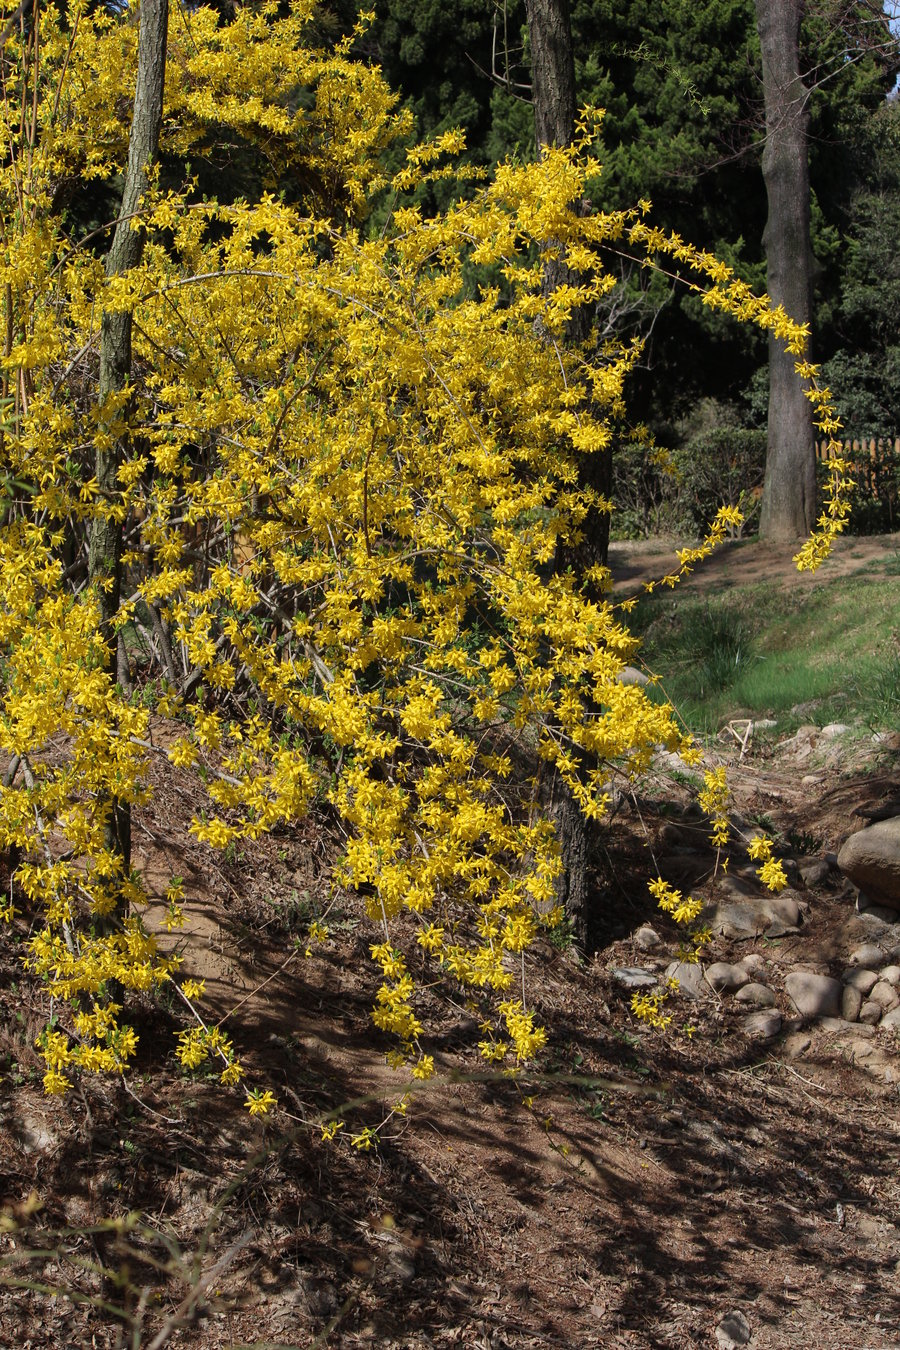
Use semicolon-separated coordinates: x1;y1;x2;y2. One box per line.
611;418;765;541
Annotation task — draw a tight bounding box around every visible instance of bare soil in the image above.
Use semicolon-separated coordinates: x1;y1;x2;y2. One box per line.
2;539;900;1350
608;529;900;595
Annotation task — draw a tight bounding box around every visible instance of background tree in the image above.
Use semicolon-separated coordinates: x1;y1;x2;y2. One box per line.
523;0;607;948
361;0;898;508
755;0;817;540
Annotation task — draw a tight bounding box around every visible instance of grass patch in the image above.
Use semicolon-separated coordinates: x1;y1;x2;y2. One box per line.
633;571;900;736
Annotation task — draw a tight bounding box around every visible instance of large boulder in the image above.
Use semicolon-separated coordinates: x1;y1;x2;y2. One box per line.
837;819;900;912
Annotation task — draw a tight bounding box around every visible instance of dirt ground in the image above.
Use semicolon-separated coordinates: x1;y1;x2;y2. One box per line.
2;537;900;1350
608;529;900;596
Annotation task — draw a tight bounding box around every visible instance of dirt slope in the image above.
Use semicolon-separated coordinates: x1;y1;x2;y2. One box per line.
2;546;900;1348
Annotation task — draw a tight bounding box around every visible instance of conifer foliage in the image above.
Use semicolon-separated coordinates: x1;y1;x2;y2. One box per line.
0;1;846;1120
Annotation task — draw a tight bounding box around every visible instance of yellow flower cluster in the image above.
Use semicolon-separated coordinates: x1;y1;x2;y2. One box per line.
747;835;788;893
648;877;705;928
0;4;848;1114
630;988;674;1032
698;767;731;849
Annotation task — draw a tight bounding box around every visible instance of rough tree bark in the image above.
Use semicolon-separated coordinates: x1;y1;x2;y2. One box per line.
89;0;169;893
755;0;817;541
525;0;606;949
524;0;576;153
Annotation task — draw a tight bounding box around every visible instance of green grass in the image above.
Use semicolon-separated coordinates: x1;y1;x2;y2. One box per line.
633;570;900;737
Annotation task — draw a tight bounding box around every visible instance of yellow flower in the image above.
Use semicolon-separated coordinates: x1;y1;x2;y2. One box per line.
747;835;773;862
245;1089;277;1116
758;857;788;893
43;1068;72;1095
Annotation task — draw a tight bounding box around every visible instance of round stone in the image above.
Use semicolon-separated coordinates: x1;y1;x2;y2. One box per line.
742;1009;781;1040
734;982;775;1008
611;967;658;991
841;985;862;1022
842;967;879;995
849;943;887;968
784;971;842;1019
869;980;899;1012
705;962;748;994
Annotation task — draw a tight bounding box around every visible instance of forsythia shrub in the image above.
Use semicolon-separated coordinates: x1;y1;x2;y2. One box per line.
0;1;849;1121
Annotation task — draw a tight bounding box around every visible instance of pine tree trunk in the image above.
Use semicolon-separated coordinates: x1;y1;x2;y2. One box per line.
756;0;817;542
90;0;168;900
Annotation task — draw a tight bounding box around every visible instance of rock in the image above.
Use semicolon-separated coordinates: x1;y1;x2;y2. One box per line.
781;857;801;886
611;967;658;991
742;1009;781;1040
842;967;879;995
841;985;863;1022
633;925;662;952
706;890;801;941
761;892;803;936
872;730;900;751
715;1309;751;1349
658;822;688;849
880;1006;900;1030
868;980;900;1012
653;749;698;774
838;819;900;911
845;1040;894;1083
859;999;883;1025
801;774;822;787
717;873;762;901
17;1115;56;1154
790;944;831;968
848;942;887;968
819;1017;869;1035
665;961;706;999
617;665;649;686
754;719;778;731
705;962;748;994
838;1022;876;1040
854;795;900;825
799;858;831;888
879;964;900;986
736;952;766;978
821;722;851;739
735;982;775;1008
784;971;842;1019
856;898;899;924
659;851;710;886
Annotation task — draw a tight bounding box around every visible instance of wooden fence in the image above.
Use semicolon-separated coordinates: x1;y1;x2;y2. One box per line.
816;436;900;462
815;437;899;518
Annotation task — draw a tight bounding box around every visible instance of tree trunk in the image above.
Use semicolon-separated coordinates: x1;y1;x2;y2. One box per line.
90;0;168;895
525;0;603;949
755;0;817;542
524;0;576;153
